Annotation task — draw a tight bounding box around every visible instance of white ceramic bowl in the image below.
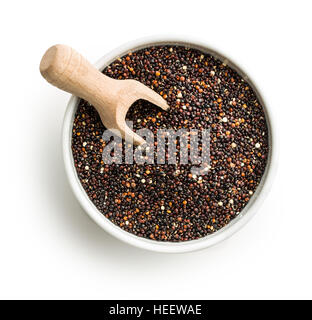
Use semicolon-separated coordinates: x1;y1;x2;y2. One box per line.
62;36;277;253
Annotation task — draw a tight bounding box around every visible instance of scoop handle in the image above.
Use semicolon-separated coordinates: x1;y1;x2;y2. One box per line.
39;44;115;108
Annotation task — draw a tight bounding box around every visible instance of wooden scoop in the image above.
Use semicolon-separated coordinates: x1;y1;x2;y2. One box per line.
40;44;169;145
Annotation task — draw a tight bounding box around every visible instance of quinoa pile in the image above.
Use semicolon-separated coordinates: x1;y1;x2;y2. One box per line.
71;45;269;242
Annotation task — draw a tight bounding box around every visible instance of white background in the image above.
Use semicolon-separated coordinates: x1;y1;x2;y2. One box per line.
1;0;311;299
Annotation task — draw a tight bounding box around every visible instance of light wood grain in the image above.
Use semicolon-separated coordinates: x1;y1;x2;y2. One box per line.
40;44;169;145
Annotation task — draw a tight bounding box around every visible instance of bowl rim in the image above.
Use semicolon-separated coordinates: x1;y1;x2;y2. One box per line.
62;35;278;253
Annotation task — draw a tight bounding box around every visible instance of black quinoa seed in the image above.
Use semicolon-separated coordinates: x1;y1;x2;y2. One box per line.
71;45;269;242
